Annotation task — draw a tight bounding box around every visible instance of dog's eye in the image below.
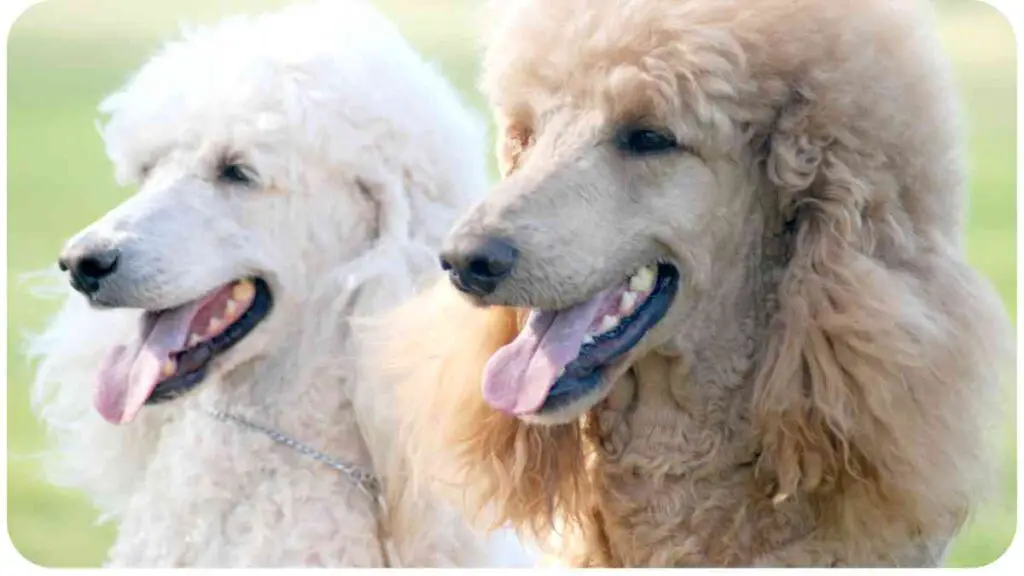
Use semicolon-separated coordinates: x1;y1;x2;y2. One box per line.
218;163;257;186
614;128;678;156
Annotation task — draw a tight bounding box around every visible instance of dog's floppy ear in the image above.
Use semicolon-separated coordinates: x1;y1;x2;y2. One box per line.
749;89;1003;533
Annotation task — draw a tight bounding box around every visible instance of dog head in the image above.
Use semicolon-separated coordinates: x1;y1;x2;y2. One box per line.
52;0;485;425
440;0;987;425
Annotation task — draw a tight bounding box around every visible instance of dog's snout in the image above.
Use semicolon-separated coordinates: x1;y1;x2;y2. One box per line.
58;246;120;295
440;236;519;297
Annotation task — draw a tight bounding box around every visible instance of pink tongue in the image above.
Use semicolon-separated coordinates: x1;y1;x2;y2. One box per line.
94;301;203;424
482;288;618;415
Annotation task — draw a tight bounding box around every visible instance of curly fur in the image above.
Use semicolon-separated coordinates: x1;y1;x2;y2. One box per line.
374;0;1011;567
27;0;532;567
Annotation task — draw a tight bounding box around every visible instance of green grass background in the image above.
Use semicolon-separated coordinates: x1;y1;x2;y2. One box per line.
4;0;1016;567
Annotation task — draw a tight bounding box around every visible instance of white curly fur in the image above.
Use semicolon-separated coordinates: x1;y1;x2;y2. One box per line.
27;0;533;567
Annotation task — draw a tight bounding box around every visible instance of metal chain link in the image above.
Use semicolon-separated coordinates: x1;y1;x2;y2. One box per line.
204;407;384;503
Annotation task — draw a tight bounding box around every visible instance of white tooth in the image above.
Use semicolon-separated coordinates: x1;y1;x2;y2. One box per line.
207;316;225;335
629;266;656;292
224;299;239;319
161;359;177;378
583;334;595;345
232;279;256;304
187;333;202;348
600;315;619;333
628;274;644;292
619;291;638;314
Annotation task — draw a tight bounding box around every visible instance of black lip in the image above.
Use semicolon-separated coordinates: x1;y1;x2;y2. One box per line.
145;278;273;405
539;263;680;413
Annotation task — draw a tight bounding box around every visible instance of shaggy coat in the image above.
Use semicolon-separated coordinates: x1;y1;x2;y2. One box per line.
29;1;528;567
376;0;1011;567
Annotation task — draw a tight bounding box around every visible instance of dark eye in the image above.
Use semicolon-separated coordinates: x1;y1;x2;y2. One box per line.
219;162;256;186
614;128;679;156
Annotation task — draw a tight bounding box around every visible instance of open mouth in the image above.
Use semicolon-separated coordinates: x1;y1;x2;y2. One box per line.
481;262;680;416
93;278;273;424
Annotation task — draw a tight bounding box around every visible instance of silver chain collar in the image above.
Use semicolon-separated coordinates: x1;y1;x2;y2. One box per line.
203;407;384;504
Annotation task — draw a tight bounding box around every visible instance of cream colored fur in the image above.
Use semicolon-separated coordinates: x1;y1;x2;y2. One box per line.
28;0;532;567
374;0;1011;567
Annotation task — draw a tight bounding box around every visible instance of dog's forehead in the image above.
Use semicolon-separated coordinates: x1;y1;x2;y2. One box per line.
482;1;745;131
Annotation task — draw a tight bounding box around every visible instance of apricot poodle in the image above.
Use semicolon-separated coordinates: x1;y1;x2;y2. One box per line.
370;0;1011;567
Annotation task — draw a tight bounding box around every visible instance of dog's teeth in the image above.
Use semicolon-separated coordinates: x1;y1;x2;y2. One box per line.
187;333;202;348
224;299;240;319
619;291;638;314
583;334;595;345
161;359;176;378
600;315;620;333
232;279;256;304
207;317;225;335
629;266;656;292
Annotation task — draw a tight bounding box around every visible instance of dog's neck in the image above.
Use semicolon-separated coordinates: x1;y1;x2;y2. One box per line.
104;263;413;566
590;245;766;470
198;267;399;479
202;331;374;474
581;216;789;566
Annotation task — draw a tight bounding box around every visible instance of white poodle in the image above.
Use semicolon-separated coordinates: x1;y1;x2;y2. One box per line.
27;0;532;567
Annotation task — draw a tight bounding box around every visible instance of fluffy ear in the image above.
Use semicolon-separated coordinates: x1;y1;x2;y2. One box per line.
370;279;590;548
751;93;1009;537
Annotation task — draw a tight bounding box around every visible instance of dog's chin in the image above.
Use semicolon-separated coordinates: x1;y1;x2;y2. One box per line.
520;374;617;425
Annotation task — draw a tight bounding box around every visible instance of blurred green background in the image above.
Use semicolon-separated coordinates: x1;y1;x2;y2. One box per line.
5;0;1016;568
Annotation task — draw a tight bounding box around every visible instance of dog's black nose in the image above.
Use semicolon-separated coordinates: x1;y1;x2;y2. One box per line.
439;236;518;297
58;247;120;295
